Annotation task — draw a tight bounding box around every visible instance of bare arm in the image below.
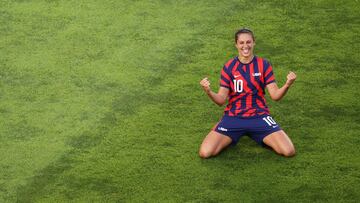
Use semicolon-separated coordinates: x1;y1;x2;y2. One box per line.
200;77;229;106
267;71;297;101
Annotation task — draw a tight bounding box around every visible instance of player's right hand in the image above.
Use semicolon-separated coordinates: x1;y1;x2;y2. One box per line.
200;77;211;93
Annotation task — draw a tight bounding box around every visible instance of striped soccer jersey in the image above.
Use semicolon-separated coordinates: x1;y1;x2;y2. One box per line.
220;56;276;118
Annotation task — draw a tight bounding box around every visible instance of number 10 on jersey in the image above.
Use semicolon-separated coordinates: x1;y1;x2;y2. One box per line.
233;79;243;93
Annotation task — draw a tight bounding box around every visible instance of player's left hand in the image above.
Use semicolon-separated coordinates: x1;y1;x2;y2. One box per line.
285;71;296;87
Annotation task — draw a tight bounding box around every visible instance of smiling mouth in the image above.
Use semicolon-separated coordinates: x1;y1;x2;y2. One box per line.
242;48;250;54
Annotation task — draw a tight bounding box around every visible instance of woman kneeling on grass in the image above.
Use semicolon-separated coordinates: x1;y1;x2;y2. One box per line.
199;28;296;158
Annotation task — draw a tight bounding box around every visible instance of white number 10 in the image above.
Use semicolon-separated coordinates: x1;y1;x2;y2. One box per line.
263;116;277;126
233;79;243;93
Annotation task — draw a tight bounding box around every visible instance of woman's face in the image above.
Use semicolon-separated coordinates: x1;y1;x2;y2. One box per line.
235;33;255;58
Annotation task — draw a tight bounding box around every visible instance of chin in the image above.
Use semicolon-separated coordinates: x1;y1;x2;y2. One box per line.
241;53;252;58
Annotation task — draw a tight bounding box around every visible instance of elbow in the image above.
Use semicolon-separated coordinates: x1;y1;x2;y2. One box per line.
216;101;226;106
216;99;227;106
214;95;227;106
272;97;281;102
269;91;283;101
270;95;281;101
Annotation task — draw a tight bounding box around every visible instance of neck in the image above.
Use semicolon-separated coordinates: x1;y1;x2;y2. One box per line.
238;55;254;64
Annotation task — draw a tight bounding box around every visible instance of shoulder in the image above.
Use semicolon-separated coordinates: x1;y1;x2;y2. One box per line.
223;57;238;71
255;56;271;69
224;57;237;68
255;56;270;65
263;58;271;67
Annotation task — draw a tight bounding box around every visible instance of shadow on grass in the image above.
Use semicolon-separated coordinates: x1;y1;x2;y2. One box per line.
14;29;205;202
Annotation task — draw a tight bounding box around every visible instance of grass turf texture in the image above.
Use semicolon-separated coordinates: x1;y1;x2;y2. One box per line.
1;0;359;202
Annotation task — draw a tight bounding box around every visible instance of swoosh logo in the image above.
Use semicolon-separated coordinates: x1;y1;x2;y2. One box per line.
234;75;241;78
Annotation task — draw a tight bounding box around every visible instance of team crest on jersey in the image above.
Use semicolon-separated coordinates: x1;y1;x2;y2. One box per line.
252;72;261;77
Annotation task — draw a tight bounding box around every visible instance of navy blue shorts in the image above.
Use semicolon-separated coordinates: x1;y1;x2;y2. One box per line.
214;114;282;146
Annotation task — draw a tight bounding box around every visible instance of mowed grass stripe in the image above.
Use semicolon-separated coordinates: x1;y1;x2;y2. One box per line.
0;0;170;201
0;1;145;201
11;1;236;202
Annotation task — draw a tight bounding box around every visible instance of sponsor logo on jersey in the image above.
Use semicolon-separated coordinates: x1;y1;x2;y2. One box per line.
234;75;241;78
252;72;261;77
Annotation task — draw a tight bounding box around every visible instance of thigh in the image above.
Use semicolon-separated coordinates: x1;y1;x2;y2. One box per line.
200;130;232;156
263;130;295;156
247;115;282;146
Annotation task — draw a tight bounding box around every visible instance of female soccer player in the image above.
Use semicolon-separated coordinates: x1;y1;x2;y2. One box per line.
199;28;296;158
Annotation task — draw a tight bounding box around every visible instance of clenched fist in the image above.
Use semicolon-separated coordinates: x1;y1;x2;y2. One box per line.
200;77;211;93
285;71;297;87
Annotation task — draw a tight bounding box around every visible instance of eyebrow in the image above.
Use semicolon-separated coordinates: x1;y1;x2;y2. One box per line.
238;40;252;42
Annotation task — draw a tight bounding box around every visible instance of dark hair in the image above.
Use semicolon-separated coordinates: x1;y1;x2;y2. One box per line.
235;28;255;43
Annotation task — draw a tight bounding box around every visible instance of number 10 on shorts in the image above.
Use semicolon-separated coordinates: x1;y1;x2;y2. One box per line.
263;116;277;126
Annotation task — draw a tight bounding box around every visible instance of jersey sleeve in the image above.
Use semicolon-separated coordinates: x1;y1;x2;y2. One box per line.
220;65;232;89
263;60;276;85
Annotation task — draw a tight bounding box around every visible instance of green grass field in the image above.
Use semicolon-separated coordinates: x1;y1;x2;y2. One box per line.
1;0;359;202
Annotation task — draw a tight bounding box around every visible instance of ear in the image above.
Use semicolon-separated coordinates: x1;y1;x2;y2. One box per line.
234;41;239;49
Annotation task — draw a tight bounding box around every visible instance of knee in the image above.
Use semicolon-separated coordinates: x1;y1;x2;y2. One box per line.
282;147;296;157
199;149;213;159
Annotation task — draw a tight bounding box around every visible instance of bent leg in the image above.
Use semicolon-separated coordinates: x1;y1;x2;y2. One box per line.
263;130;296;157
199;131;232;159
